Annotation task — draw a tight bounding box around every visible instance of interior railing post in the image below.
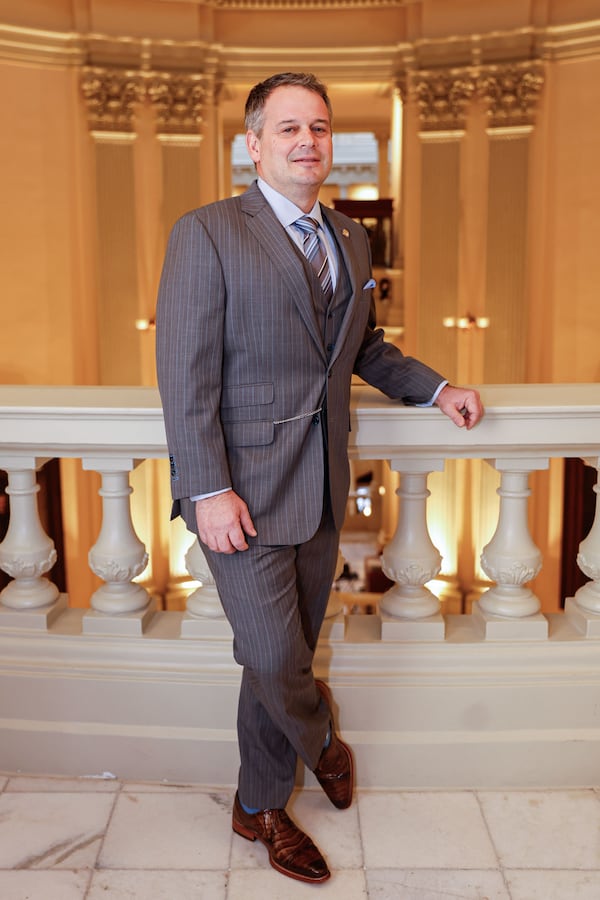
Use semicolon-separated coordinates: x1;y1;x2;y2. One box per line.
565;456;600;636
474;458;549;638
82;458;153;635
378;458;445;639
0;457;64;627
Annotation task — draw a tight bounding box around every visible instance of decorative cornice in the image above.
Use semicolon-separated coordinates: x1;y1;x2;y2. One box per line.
81;67;145;132
413;70;476;132
81;66;211;134
407;61;544;132
477;63;544;128
147;74;208;134
205;0;402;6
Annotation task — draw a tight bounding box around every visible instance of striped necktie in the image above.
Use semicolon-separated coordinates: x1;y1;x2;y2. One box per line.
294;216;333;304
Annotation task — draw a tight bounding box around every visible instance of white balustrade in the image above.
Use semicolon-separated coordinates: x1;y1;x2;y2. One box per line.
83;459;150;617
380;460;443;620
0;383;599;640
571;457;600;623
184;538;225;619
479;460;545;617
475;459;549;638
0;459;59;612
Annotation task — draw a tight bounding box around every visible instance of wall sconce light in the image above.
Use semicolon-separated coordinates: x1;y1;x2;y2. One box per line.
135;317;156;332
442;314;490;331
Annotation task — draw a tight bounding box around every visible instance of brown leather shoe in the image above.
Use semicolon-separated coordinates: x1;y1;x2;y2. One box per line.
232;793;330;883
314;679;354;810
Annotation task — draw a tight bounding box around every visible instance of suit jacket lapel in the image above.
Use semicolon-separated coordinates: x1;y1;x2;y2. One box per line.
240;184;326;358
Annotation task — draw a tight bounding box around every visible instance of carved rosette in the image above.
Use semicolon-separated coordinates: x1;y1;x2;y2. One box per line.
577;552;600;582
148;74;206;134
414;71;475;131
381;559;441;587
88;551;148;584
0;547;57;580
81;66;144;131
477;64;544;127
480;554;541;586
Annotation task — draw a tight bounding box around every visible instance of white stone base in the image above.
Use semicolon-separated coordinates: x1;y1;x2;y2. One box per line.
381;611;445;641
82;597;156;636
1;609;600;788
471;600;549;640
564;596;600;637
180;614;233;639
0;593;68;631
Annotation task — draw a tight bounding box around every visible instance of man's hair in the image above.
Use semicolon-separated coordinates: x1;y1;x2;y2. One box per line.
244;72;332;136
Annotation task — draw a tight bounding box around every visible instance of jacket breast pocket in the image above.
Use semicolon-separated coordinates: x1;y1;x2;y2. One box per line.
220;382;274;447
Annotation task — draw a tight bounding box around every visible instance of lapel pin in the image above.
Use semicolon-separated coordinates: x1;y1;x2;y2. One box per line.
342;228;350;238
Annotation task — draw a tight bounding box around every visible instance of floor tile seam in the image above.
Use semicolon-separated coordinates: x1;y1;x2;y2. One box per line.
502;866;600;873
93;863;236;872
87;866;231;873
92;780;125;874
473;789;513;899
352;790;367;871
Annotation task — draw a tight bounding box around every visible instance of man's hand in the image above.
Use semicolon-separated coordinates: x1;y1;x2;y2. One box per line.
195;491;257;554
435;384;484;430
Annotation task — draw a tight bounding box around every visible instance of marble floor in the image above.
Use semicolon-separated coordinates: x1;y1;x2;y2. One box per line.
0;773;599;899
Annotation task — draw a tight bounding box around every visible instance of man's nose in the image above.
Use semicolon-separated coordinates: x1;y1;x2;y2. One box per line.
297;127;315;146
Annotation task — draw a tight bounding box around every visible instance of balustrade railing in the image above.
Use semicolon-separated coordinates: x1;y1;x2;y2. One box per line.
1;383;599;641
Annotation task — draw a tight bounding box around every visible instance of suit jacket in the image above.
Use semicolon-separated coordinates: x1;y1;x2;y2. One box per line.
155;181;443;545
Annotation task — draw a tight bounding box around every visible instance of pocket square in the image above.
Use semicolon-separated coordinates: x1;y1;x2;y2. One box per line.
363;278;377;290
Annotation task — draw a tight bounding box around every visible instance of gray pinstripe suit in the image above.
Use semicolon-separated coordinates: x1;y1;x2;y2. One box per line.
156;180;443;807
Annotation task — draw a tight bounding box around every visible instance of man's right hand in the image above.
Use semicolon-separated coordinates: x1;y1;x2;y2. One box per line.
195;491;257;554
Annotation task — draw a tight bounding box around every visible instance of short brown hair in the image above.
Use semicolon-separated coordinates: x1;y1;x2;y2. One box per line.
244;72;332;136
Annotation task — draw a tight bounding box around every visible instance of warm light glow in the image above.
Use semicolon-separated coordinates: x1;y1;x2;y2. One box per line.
442;315;490;331
348;184;378;201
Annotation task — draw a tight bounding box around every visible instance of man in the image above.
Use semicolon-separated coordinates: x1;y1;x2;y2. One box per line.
156;72;483;884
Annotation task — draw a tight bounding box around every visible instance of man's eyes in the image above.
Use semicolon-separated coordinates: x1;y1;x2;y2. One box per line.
279;125;329;135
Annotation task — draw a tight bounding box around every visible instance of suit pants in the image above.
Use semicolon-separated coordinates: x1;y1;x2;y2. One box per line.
200;501;340;809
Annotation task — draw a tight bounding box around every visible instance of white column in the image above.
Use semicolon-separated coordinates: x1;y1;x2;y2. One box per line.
475;459;548;638
82;458;152;635
0;458;64;627
379;459;445;639
566;457;600;635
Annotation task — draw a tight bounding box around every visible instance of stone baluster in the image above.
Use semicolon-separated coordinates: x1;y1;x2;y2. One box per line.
0;458;64;627
565;457;600;636
82;459;152;635
184;538;225;618
475;459;548;638
379;460;445;639
180;538;232;637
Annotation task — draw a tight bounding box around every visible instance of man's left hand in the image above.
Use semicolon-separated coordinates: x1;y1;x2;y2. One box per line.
435;384;483;430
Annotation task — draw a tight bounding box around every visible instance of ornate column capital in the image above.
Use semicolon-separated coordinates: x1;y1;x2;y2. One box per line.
147;73;207;135
81;66;144;132
413;69;476;132
477;62;544;128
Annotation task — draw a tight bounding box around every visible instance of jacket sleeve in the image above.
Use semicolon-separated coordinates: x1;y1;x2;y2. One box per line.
155;211;232;501
353;301;446;405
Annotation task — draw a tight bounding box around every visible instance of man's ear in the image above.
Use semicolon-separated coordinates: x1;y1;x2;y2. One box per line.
246;130;260;163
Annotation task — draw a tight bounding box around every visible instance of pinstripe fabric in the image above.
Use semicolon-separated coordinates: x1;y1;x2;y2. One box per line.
155;181;445;809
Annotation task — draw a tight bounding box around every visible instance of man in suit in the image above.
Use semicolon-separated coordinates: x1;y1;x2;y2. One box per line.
156;72;483;884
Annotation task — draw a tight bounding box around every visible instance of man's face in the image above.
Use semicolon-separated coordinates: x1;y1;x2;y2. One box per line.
246;85;333;206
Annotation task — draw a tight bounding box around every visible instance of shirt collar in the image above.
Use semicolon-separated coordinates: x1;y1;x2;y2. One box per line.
256;178;324;230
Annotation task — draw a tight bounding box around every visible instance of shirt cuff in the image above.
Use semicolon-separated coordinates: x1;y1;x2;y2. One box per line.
191;487;232;502
415;380;448;408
